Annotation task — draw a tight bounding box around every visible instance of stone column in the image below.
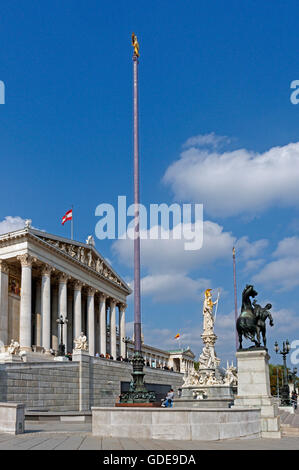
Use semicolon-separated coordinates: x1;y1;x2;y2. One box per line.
99;293;107;356
58;273;68;351
119;303;126;358
18;254;34;350
95;300;100;354
34;279;42;347
51;286;58;351
0;260;9;346
67;291;73;353
41;265;52;351
87;287;95;356
110;299;116;359
74;281;82;339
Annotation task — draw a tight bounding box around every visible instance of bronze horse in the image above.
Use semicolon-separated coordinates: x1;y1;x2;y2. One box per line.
236;284;274;349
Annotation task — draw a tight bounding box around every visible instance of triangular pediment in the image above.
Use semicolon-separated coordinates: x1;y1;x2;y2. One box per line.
184;349;195;358
30;229;131;293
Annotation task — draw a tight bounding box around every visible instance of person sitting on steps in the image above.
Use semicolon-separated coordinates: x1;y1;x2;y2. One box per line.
161;388;174;408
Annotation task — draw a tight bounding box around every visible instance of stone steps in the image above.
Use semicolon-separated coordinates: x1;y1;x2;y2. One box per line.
278;409;299;427
25;411;92;423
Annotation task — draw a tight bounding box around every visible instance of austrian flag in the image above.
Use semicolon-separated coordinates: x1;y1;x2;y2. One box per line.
62;209;73;225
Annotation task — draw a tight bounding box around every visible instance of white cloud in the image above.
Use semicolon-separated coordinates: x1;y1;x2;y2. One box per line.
236;236;268;260
254;257;299;291
254;236;299;291
113;220;268;303
139;274;210;303
163;140;299;217
183;132;231;149
243;258;265;273
273;236;299;257
0;216;27;234
140;312;237;364
112;220;235;274
271;308;299;335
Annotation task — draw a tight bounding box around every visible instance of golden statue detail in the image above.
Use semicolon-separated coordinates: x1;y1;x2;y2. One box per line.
132;32;140;57
203;289;218;334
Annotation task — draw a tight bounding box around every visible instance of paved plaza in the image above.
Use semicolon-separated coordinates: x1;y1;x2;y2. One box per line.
0;421;296;450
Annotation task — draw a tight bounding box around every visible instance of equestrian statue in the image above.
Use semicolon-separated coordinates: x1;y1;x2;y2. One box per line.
236;284;274;350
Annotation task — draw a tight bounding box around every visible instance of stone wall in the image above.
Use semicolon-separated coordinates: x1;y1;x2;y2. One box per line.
0;362;80;412
0;356;184;412
91;356;183;408
92;407;261;441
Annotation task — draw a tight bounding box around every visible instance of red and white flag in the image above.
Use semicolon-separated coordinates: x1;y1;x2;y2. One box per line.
62;209;72;225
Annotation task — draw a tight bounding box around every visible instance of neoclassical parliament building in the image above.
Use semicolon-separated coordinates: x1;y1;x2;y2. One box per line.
0;222;195;373
0;222;130;359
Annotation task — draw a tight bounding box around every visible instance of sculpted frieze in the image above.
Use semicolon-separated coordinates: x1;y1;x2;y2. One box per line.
40;237;124;288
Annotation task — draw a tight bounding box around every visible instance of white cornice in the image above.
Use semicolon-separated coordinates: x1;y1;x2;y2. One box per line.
0;228;131;296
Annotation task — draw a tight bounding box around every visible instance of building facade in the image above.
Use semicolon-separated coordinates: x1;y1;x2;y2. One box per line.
127;342;195;373
0;223;196;374
0;223;131;358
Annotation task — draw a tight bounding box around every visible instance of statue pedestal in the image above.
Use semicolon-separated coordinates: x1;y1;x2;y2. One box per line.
72;349;89;361
232;349;281;438
72;349;90;411
0;352;22;363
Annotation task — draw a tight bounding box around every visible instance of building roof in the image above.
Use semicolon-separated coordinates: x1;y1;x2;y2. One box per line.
0;225;132;295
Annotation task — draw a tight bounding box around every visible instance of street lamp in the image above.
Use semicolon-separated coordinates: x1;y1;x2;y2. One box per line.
122;336;130;360
56;315;68;357
275;340;291;406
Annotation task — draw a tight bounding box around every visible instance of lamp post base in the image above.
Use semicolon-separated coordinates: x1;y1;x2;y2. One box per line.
57;343;65;357
280;384;291;406
119;351;156;404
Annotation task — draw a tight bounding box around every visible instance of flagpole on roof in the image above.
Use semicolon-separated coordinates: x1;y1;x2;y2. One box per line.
71;205;74;240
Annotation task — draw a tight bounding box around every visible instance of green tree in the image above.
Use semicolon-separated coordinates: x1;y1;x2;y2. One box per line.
269;364;284;396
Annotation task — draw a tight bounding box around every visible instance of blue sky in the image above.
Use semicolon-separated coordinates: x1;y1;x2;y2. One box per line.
1;0;299;368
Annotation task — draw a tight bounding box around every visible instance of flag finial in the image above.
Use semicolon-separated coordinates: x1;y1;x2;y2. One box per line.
132;32;140;57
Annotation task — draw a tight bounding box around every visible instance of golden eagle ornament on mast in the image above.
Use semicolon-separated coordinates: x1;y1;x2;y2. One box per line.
132;32;140;57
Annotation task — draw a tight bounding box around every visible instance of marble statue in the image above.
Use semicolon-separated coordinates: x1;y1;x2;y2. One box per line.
203;289;218;335
86;235;95;246
87;250;94;268
74;332;88;351
206;371;221;385
183;369;199;386
7;339;20;355
224;362;238;386
198;345;213;368
96;258;103;274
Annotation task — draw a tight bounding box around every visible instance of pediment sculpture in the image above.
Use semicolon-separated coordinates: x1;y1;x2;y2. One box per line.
40;237;123;287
